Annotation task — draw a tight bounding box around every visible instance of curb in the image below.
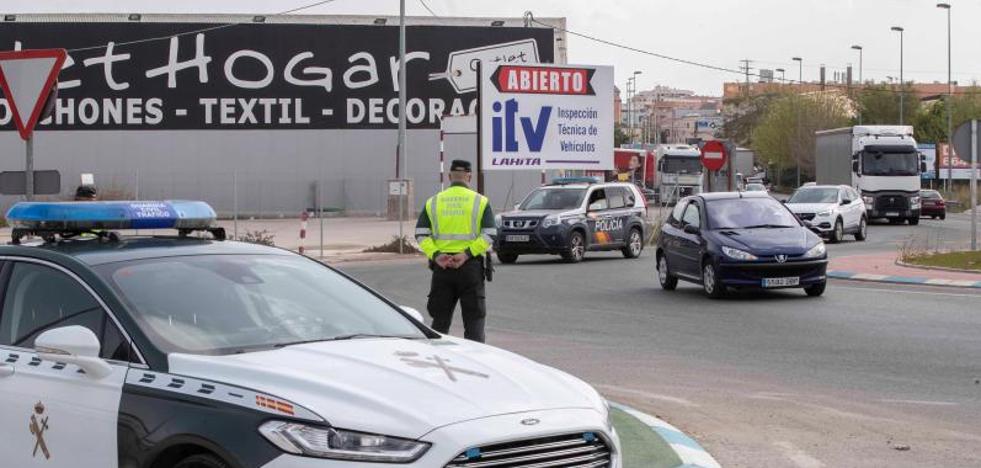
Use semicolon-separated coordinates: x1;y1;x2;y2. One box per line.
894;259;981;275
610;402;721;468
827;270;981;289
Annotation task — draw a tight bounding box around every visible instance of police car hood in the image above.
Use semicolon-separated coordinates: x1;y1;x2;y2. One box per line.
167;337;603;439
503;209;573;217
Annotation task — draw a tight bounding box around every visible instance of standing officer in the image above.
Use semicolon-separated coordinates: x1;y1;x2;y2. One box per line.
415;160;496;342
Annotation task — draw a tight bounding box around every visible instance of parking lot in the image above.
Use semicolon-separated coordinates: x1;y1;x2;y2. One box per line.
341;213;981;467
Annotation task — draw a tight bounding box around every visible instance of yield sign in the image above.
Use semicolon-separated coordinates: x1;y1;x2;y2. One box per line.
0;49;66;140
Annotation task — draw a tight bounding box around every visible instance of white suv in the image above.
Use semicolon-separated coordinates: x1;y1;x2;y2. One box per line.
785;185;868;243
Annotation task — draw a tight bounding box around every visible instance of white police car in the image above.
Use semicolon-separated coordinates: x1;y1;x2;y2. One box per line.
0;201;620;468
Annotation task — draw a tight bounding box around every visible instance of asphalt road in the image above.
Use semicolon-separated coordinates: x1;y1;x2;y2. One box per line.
338;214;981;467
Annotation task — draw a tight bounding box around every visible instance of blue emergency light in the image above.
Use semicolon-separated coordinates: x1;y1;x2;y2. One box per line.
5;200;217;232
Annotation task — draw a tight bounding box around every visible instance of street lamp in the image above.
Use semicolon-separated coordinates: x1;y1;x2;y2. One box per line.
937;3;952;191
792;57;803;187
891;26;905;125
851;45;863;124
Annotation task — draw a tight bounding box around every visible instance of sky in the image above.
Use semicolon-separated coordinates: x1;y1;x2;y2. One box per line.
8;0;981;96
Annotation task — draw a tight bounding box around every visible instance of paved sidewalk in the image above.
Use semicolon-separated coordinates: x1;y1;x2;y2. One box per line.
0;216;423;262
829;252;981;288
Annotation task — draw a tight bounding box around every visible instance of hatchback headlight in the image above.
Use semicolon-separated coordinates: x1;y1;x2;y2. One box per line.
722;246;758;261
259;421;430;463
803;242;826;259
816;210;832;217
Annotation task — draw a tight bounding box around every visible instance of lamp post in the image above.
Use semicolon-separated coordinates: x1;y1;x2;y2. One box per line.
397;0;407;252
851;45;863;124
891;26;905;125
937;3;952;192
792;57;803;187
626;77;634;144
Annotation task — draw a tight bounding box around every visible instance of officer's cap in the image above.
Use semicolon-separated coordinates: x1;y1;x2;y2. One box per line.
450;160;472;173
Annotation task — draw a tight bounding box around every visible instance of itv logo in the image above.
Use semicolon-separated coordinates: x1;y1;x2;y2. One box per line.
490;99;551;153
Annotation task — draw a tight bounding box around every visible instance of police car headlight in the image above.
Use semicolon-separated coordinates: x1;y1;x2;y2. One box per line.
803;242;826;259
494;214;503;228
542;215;560;228
721;246;758;261
259;421;430;462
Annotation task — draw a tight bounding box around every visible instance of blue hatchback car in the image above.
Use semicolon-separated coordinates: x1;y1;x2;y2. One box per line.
656;192;828;298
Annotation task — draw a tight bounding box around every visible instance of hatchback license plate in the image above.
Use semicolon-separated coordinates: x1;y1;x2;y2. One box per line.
506;235;530;242
763;277;800;288
886;212;899;217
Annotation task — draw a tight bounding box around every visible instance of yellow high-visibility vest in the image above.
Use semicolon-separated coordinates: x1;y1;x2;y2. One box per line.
418;185;492;259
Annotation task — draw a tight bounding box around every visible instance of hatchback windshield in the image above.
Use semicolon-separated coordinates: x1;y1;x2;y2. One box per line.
520;188;586;210
788;188;839;204
708;197;800;229
96;255;427;355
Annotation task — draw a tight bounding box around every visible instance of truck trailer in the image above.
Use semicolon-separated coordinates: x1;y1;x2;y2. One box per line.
815;126;925;224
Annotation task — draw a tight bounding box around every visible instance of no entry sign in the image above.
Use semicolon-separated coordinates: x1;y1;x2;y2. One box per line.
700;140;728;171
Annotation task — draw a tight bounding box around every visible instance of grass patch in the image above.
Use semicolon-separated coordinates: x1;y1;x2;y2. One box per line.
938;185;977;214
904;250;981;271
363;236;420;254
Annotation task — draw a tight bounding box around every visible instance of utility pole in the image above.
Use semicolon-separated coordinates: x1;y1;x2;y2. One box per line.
739;59;752;95
938;3;952;192
793;56;803;188
397;0;407;253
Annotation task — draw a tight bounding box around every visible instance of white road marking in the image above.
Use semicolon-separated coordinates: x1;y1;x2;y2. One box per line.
879;399;959;406
773;441;825;468
596;384;699;408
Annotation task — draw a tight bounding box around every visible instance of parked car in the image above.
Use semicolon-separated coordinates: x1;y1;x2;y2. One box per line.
784;184;867;243
496;181;648;263
743;183;767;193
920;189;946;220
656;192;828;298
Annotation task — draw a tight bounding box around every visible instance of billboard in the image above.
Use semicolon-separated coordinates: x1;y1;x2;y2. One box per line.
0;22;554;131
479;63;613;170
937;143;981;180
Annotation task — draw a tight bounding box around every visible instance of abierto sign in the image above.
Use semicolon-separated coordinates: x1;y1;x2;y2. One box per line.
479;63;613;171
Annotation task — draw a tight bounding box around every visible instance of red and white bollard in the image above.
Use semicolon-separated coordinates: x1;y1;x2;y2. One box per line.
298;210;309;255
439;129;446;190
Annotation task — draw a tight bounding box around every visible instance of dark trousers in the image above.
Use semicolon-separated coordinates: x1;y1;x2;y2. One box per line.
428;257;486;342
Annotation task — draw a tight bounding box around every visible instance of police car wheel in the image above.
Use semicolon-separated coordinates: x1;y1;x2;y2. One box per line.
622;228;644;259
497;252;519;264
174;454;231;468
561;231;586;263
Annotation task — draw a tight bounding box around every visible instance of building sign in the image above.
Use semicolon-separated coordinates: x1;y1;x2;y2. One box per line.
937;143;981;180
0;23;553;130
479;63;613;170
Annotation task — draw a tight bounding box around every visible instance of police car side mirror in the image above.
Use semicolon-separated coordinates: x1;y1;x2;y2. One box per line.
35;326;113;380
514;204;521;211
400;306;425;324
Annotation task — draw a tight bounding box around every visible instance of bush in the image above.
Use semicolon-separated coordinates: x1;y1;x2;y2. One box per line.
363;236;420;254
236;230;276;246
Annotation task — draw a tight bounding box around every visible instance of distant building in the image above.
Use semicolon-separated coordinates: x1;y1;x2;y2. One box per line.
625;86;722;144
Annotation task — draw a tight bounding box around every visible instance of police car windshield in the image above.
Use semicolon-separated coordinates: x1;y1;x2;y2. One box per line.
95;255;428;355
520;188;586;210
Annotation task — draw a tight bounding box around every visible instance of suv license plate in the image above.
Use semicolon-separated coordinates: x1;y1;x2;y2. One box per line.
762;277;800;288
506;235;530;242
886;212;899;217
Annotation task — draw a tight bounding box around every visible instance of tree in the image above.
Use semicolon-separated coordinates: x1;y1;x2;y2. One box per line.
614;123;629;147
751;93;851;186
721;92;783;146
911;87;981;144
854;84;920;125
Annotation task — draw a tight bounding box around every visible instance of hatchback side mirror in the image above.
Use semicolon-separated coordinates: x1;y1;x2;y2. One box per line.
683;224;700;235
841;199;852;205
35;326;112;379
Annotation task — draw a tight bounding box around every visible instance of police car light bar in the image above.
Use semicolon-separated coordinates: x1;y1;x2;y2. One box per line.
5;201;221;243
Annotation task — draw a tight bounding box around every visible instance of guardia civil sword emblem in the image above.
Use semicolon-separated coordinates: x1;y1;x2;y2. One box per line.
30;401;51;459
